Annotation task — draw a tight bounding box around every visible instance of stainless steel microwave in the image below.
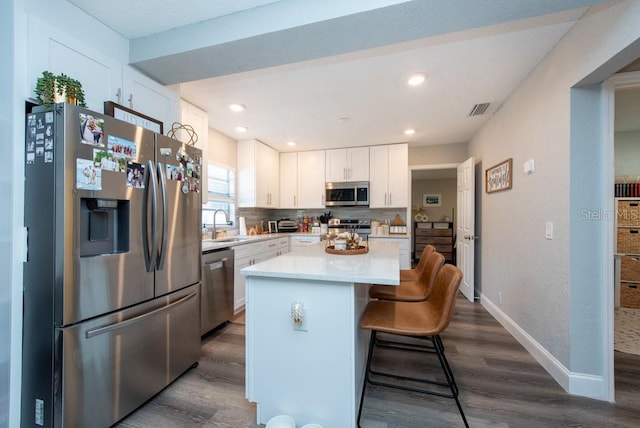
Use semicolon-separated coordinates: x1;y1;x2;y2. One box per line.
325;181;369;206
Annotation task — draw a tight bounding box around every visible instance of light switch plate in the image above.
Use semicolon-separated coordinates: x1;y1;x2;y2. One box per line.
524;159;535;175
545;222;553;239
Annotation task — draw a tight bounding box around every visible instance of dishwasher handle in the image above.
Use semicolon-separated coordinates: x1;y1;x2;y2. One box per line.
206;257;228;271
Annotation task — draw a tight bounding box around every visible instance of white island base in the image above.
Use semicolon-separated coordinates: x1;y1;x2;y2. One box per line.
243;242;399;428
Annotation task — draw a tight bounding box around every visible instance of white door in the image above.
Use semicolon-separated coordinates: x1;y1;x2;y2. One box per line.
456;157;475;302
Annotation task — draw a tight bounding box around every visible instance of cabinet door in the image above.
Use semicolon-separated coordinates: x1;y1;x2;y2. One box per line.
123;66;179;132
387;144;408;207
369;145;389;208
267;146;280;207
244;140;278;208
326;147;369;182
326;149;347;182
180;100;209;196
280;152;298;208
255;142;271;207
237;140;257;207
234;255;252;312
347;147;370;181
297;150;326;208
28;16;122;112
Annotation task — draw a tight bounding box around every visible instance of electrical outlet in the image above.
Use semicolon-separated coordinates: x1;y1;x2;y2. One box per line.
498;291;503;305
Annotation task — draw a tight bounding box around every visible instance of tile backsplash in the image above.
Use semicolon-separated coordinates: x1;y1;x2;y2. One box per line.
236;207;407;231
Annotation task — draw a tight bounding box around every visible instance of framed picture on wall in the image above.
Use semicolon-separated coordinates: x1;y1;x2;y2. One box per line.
486;158;513;193
423;193;442;207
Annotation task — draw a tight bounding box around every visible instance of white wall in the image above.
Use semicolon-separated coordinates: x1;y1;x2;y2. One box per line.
468;0;640;399
2;2;16;427
208;127;237;169
6;1;27;426
411;178;456;226
615;130;640;181
408;142;468;165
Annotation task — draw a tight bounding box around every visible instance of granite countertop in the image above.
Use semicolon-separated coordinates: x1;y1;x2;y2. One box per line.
241;240;400;285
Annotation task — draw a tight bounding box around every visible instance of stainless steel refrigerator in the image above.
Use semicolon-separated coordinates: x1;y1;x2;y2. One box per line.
22;103;203;428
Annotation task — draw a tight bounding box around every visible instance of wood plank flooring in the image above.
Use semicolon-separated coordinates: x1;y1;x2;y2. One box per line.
115;296;640;427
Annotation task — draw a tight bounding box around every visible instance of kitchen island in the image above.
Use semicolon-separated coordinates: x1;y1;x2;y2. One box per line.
242;241;399;427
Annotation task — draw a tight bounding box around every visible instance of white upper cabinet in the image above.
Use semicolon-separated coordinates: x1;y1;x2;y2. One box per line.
369;143;408;208
297;150;326;208
179;100;209;197
122;66;179;133
279;152;298;209
27;15;179;128
238;140;279;208
325;147;369;182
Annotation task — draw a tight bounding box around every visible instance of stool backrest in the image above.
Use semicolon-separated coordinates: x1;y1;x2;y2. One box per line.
425;264;463;334
417;251;445;299
413;245;436;276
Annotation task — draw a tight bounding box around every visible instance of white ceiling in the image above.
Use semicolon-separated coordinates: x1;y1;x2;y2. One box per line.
65;0;623;153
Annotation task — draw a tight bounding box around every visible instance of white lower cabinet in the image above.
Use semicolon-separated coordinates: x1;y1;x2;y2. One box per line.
368;236;411;269
233;237;290;312
290;234;322;248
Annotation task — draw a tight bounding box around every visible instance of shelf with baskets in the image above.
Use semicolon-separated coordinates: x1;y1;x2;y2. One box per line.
616;198;640;308
414;222;454;263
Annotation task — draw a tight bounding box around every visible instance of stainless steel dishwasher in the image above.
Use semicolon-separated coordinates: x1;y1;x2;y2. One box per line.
201;248;234;335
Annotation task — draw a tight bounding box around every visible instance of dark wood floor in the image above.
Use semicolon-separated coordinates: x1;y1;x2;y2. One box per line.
115;296;640;427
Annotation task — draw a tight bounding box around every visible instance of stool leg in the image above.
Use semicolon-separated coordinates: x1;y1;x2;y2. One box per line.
434;335;469;428
357;330;376;428
435;335;458;396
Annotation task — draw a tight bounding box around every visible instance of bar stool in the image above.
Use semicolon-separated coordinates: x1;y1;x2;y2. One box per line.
369;250;444;302
400;244;436;282
357;264;468;428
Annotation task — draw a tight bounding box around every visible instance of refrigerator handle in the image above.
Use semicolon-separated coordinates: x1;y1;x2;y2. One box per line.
156;162;168;270
142;160;158;272
85;291;198;338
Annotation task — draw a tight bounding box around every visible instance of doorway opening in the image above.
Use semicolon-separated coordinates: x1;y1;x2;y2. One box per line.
409;163;458;267
610;71;640;404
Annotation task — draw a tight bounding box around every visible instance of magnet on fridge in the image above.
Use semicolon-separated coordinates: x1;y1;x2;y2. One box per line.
181;180;189;194
160;147;172;157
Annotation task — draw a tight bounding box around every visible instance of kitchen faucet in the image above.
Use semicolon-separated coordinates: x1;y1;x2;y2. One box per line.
212;209;230;240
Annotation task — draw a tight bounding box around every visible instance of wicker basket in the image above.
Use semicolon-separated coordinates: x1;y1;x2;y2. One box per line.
618;200;640;227
620;282;640;308
325;243;369;255
617;228;640;253
621;256;640;281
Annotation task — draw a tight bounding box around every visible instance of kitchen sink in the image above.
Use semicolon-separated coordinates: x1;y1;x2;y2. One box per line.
211;236;250;243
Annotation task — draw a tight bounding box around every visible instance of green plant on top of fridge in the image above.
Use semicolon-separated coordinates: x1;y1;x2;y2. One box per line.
34;70;86;108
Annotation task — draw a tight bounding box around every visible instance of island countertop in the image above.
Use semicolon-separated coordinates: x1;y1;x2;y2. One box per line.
241;240;400;285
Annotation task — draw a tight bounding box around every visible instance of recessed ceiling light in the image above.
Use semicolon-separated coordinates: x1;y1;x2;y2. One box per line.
229;102;246;112
404;128;416;135
235;126;248;133
287;141;297;147
407;73;427;86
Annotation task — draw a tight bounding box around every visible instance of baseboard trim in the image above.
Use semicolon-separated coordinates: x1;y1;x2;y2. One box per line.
480;294;605;400
234;298;245;315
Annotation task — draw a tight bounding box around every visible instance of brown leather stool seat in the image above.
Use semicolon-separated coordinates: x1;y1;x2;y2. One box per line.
357;264;468;428
369;250;444;302
399;244;435;282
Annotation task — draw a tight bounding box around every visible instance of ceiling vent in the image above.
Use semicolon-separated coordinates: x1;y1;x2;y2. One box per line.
469;103;490;116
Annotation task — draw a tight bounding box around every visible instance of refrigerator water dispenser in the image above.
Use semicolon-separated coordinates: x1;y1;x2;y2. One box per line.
80;198;130;256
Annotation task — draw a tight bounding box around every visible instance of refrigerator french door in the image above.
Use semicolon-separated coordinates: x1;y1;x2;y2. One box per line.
22;103;202;428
